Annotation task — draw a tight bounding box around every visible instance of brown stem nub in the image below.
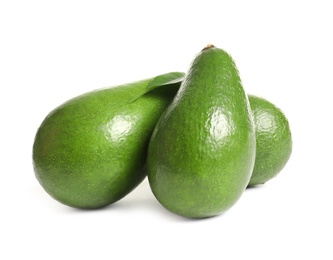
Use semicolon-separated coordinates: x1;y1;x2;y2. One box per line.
202;43;215;51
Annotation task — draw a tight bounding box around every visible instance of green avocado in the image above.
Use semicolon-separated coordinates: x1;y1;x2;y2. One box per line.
248;95;292;186
33;73;183;209
147;45;256;218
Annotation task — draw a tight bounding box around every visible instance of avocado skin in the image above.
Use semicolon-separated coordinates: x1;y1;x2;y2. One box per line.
147;47;256;218
248;95;292;186
33;80;179;209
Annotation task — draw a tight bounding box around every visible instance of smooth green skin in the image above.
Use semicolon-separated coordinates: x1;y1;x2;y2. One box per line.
248;95;292;186
147;47;256;218
33;79;179;209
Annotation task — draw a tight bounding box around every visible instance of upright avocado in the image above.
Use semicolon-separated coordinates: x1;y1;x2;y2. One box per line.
248;95;292;186
33;72;183;209
147;45;256;218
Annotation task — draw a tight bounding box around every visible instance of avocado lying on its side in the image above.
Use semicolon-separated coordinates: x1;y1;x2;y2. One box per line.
33;73;183;209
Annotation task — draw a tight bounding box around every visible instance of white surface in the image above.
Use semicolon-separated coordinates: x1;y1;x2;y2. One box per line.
1;1;332;259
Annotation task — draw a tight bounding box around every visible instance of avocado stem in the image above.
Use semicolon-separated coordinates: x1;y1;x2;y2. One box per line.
202;44;215;51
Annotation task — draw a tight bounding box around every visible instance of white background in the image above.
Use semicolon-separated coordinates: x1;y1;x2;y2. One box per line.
1;0;332;259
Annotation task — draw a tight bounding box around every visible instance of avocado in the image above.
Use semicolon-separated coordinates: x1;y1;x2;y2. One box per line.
33;73;183;209
248;95;292;186
147;45;256;218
